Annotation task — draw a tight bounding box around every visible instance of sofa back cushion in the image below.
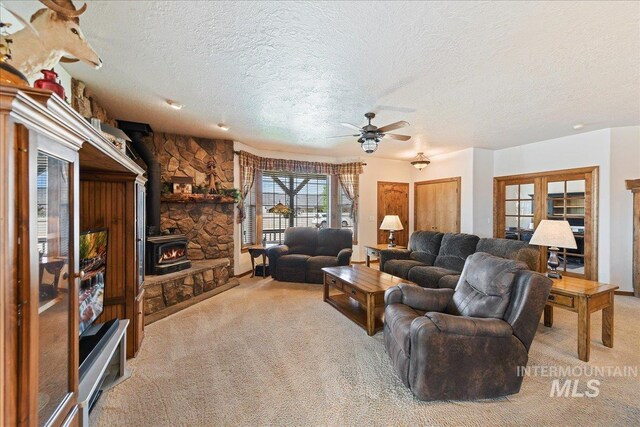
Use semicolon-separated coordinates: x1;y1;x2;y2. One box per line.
476;238;540;271
283;227;318;256
434;233;479;272
448;252;527;319
408;231;443;265
317;228;353;256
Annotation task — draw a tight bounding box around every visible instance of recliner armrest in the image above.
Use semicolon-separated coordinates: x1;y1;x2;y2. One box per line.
266;245;289;277
421;312;513;338
337;248;353;265
266;245;289;258
384;284;454;312
379;249;411;271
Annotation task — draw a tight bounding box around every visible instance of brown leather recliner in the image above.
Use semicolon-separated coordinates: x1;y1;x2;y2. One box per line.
383;252;552;401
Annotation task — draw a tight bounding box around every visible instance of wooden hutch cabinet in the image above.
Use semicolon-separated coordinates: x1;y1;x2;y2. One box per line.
1;84;146;426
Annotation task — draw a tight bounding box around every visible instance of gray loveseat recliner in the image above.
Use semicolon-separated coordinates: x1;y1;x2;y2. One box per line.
384;252;552;401
381;231;540;288
267;227;353;283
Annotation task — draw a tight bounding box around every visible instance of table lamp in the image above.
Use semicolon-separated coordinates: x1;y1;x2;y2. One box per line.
379;215;404;247
529;220;577;279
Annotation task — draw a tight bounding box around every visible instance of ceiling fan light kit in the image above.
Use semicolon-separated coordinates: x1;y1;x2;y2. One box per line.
411;152;431;170
332;112;411;154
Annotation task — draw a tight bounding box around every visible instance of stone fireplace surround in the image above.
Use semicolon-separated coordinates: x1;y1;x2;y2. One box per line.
139;132;238;319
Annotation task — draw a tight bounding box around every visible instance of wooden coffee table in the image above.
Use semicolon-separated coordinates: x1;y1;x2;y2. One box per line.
322;265;414;336
544;276;618;362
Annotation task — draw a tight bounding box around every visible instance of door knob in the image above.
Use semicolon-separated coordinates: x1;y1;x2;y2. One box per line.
74;270;86;279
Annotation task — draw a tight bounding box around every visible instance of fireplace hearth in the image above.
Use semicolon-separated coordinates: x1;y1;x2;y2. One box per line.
147;234;191;275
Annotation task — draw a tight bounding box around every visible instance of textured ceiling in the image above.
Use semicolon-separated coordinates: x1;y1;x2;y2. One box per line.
5;1;640;160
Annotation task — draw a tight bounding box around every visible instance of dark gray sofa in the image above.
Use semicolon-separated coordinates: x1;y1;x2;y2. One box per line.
380;231;539;288
267;227;353;283
384;252;552;400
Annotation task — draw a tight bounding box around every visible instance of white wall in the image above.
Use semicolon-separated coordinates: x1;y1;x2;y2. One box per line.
609;126;640;291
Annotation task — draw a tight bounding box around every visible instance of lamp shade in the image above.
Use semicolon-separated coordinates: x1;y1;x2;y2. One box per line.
379;215;404;231
530;220;577;249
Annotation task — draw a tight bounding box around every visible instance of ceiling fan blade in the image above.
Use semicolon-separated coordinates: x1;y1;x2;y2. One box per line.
377;121;409;133
340;122;362;131
383;133;411;141
327;134;360;139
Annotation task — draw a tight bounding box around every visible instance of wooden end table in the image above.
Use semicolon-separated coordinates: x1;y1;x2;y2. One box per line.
246;244;276;278
544;276;618;362
322;265;414;336
364;244;406;268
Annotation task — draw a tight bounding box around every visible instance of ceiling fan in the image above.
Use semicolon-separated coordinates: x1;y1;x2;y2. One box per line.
329;112;411;153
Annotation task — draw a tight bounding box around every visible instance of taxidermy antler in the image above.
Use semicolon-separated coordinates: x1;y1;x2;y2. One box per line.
0;0;101;79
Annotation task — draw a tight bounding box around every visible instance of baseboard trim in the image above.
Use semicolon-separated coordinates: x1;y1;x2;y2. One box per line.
145;279;240;325
234;270;252;278
615;291;635;296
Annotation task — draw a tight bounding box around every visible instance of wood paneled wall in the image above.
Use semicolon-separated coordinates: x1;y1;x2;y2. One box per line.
80;171;138;357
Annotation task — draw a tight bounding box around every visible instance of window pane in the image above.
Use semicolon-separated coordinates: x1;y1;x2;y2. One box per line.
519;184;534;200
505;185;519;199
261;171;327;243
548;181;564;195
505;201;519;216
519;216;534;231
567;179;585;194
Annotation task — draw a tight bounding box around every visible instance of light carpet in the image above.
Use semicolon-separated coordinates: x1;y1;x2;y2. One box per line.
92;277;640;426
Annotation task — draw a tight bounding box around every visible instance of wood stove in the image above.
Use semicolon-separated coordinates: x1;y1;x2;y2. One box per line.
146;234;191;275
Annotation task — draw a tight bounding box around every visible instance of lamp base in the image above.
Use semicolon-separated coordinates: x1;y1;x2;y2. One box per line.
546;247;562;279
388;229;396;247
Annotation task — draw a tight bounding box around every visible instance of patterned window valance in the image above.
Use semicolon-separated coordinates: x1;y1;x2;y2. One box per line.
238;151;364;175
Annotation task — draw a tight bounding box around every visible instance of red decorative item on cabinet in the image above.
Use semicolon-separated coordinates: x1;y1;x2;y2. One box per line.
34;68;65;99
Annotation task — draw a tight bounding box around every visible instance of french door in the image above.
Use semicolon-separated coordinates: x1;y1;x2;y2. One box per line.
494;167;598;280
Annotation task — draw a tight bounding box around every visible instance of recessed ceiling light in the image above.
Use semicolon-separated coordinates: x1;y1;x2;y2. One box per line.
166;100;184;110
217;123;229;131
573;123;584;130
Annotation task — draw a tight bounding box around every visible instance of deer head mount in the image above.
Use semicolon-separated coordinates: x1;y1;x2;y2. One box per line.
1;0;101;79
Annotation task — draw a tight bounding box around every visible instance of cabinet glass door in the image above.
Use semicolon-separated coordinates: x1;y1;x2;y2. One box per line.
36;151;73;426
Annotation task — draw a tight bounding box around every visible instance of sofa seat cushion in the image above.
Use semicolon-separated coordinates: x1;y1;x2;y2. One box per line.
385;260;427;279
408;266;460;289
384;303;420;355
278;254;312;269
306;255;338;270
437;274;460;290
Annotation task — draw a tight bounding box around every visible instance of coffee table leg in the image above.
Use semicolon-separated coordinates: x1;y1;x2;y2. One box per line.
323;274;329;302
602;295;614;348
544;305;553;327
366;294;375;336
366;253;371;267
577;297;590;362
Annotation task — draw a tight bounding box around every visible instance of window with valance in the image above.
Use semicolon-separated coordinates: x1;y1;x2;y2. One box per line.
237;151;364;246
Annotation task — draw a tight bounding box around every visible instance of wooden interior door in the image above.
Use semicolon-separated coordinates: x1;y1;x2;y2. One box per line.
414;177;461;233
377;182;409;246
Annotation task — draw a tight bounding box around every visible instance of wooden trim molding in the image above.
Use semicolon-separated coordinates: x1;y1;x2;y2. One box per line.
625;179;640;297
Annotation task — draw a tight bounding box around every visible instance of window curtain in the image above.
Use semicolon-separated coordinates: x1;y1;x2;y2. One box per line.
237;154;257;223
237;151;364;230
337;163;363;241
